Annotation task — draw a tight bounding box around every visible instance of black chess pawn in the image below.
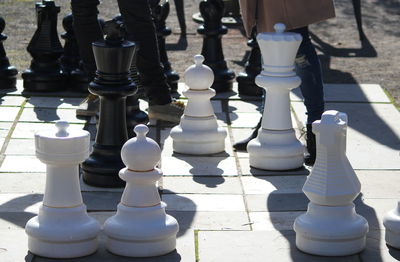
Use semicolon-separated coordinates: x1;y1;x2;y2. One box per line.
112;15;148;138
237;28;262;96
22;0;66;92
0;17;18;90
152;0;180;98
198;0;235;93
81;19;137;187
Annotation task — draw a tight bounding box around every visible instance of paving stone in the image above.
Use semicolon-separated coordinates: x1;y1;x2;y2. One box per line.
241;176;306;194
0;122;12;138
249;211;305;231
11;122;84;138
229;112;262;128
238;158;310;176
19;108;85;123
0;138;4;150
0;155;45;172
0;95;26;106
358;171;400;198
0;211;36;229
161;156;238;176
355;198;398;230
230;127;257;158
80;176;124;193
245;193;308;212
228;100;262;113
0;106;20;122
0;193;42;213
291;102;400;170
290;84;391;103
161;176;242;194
25;97;82;109
163;194;246;212
0;229;33;262
198;230;360;262
211;100;223;113
83;192;122;211
360;229;400;262
0;173;45;193
4;139;35;155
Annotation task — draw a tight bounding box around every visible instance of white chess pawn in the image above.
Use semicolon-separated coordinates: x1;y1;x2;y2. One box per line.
25;121;100;258
104;124;179;257
294;110;368;256
247;23;304;170
170;54;227;155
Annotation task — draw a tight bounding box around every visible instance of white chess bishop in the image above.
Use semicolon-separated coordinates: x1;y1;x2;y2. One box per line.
247;23;304;170
104;124;179;257
170;54;227;155
294;110;368;256
25;121;101;258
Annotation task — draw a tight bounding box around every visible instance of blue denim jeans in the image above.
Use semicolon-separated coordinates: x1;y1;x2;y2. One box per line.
290;27;325;124
71;0;171;105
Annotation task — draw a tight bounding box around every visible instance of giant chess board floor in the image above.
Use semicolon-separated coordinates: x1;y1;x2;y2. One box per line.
0;80;400;261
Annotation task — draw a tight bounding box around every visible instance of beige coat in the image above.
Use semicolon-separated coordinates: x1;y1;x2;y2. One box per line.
239;0;336;36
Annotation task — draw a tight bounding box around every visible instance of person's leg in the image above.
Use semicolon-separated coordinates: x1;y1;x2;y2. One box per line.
289;26;325;165
116;0;171;106
71;0;103;78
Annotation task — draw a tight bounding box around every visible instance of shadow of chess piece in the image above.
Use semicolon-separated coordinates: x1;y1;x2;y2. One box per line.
81;19;137;187
237;28;262;96
152;0;180;98
112;15;148;138
22;0;66;92
0;17;18;90
197;0;235;93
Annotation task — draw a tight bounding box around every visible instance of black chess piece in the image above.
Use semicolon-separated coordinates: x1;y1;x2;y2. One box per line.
112;15;148;138
81;19;137;187
22;0;66;92
198;0;235;93
0;17;18;90
237;28;262;96
152;0;180;98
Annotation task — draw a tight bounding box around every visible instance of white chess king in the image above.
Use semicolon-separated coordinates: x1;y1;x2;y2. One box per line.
25;121;101;258
170;54;227;155
104;124;179;257
293;110;368;256
247;23;304;170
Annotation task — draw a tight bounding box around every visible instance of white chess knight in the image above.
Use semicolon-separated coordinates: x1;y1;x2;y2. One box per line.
104;124;179;257
170;54;227;155
25;121;101;258
294;110;369;256
247;23;304;170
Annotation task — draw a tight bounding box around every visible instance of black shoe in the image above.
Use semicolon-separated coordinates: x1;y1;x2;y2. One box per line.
304;123;316;166
233;118;262;151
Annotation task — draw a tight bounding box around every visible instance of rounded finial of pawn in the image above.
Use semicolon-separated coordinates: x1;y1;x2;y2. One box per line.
274;23;286;34
55;120;69;137
134;124;149;140
194;55;205;67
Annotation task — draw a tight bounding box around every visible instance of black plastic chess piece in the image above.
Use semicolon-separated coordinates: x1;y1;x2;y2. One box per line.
112;15;148;137
0;17;18;90
81;19;137;187
22;0;66;92
152;0;180;98
60;13;89;93
198;0;235;93
237;28;262;96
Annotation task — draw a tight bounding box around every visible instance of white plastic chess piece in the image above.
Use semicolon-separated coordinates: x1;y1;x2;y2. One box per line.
247;23;304;170
293;110;368;256
170;54;227;154
25;121;100;258
104;124;179;257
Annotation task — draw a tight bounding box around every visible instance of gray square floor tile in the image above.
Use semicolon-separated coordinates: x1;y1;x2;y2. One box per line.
241;176;306;194
19;108;85;123
239;158;310;176
25;97;82;109
249;211;305;231
4;138;35;155
161;156;238;176
360;229;400;262
0;106;20;122
0;173;45;193
0;229;32;262
0;155;45;173
198;230;360;262
245;193;308;212
228;100;262;113
161;176;242;194
0;122;12;138
358;171;400;198
11;122;84;138
0;193;42;213
0;95;26;106
163;194;245;211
